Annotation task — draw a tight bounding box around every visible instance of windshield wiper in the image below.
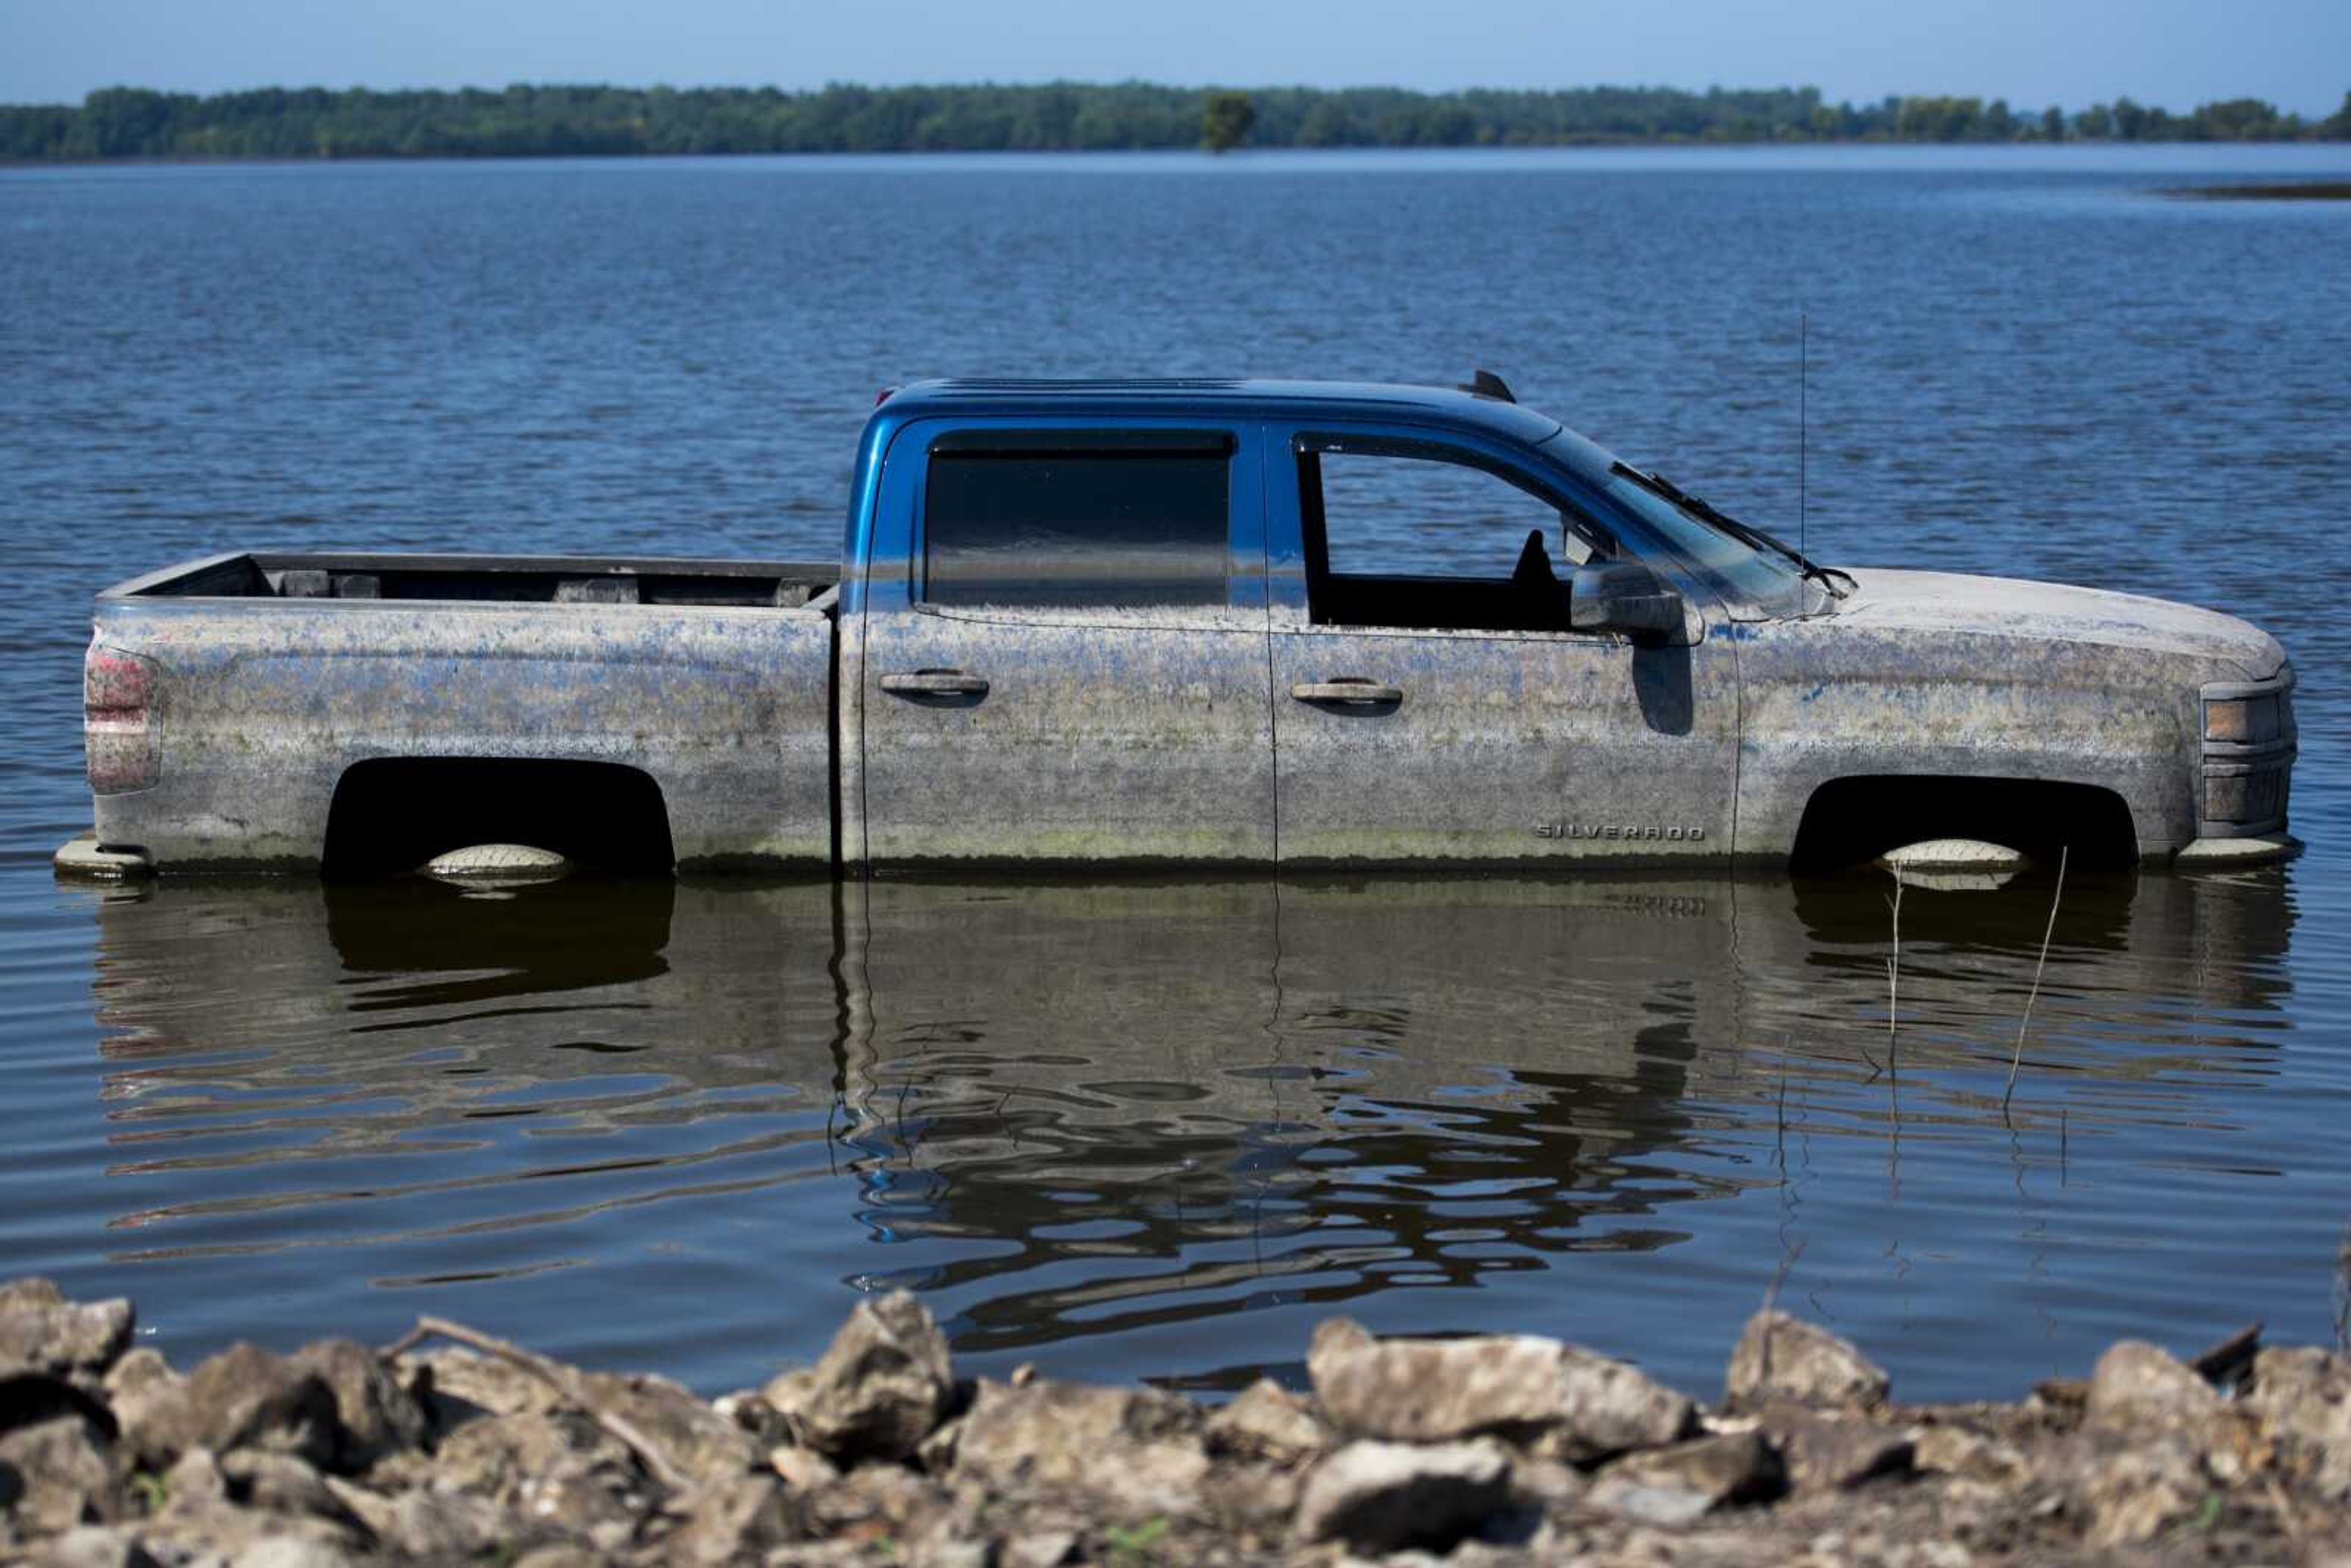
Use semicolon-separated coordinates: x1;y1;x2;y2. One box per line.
1610;462;1854;598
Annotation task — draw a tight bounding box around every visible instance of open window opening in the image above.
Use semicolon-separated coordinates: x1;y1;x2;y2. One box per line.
1297;437;1616;633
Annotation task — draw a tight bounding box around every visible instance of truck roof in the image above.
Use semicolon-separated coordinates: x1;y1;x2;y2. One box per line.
880;377;1572;449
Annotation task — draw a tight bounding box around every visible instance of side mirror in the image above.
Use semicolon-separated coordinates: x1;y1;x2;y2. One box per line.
1568;561;1688;645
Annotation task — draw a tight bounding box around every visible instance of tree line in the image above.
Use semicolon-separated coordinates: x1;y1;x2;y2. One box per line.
4;81;2347;162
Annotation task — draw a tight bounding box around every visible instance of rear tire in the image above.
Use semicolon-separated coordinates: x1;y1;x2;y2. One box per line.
323;758;673;877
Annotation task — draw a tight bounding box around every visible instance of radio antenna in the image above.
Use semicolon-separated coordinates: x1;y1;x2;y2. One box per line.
1799;310;1809;559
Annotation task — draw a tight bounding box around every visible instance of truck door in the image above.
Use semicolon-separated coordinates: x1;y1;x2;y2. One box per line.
1266;427;1738;868
855;422;1275;867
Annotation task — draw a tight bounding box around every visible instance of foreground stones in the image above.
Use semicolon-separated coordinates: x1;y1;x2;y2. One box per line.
4;1281;2349;1566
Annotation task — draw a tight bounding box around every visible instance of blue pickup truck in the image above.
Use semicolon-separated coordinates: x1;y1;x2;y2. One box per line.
62;377;2296;877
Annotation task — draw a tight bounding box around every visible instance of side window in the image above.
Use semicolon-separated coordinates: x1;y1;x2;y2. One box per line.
1319;450;1594;578
921;433;1232;610
1299;440;1611;632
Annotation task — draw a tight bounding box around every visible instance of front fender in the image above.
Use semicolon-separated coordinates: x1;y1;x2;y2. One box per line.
1730;620;2202;861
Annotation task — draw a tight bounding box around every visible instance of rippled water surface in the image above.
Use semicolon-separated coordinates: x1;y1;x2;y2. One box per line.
3;145;2348;1400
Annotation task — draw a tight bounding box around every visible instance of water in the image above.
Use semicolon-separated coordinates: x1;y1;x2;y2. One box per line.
3;144;2348;1402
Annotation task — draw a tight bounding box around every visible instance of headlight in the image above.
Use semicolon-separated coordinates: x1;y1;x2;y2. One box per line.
2204;695;2280;745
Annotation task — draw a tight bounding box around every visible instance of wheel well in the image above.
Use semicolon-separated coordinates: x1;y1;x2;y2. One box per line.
322;757;675;876
1790;775;2139;871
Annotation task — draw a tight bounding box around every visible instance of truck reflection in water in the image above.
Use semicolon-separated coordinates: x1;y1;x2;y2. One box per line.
81;866;2297;1394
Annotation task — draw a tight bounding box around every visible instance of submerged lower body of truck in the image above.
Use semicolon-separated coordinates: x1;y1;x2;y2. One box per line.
70;552;842;876
64;551;2297;881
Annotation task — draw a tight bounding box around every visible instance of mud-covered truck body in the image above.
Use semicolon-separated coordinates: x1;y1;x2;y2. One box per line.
67;378;2298;876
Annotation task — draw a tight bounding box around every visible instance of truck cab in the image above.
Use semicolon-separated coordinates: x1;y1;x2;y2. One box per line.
846;378;1745;869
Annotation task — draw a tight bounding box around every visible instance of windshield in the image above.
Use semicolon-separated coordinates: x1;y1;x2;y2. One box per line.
1597;472;1812;617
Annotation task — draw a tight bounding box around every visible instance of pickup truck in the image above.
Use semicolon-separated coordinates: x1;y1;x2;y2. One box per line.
62;377;2298;877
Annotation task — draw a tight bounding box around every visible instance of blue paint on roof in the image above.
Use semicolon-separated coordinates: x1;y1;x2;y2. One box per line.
876;377;1572;449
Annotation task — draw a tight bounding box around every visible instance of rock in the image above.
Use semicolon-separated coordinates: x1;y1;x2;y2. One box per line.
2085;1341;2219;1428
2082;1345;2268;1483
401;1348;557;1429
287;1341;426;1472
321;1480;521;1559
576;1369;763;1481
2031;1377;2090;1412
1584;1477;1714;1527
181;1346;342;1469
713;1390;790;1446
512;1548;607;1568
2246;1347;2351;1495
135;1503;354;1568
2075;1436;2210;1548
1590;1431;1785;1521
768;1444;839;1490
103;1353;194;1471
1507;1454;1587;1512
763;1291;955;1466
37;1526;163;1568
950;1378;1206;1521
433;1408;648;1539
1291;1438;1515;1553
160;1447;229;1510
1000;1531;1078;1568
661;1474;792;1567
0;1414;119;1534
908;1534;989;1568
217;1450;361;1531
99;1349;171;1400
1203;1379;1328;1466
0;1283;134;1380
797;1463;956;1550
407;1349;757;1484
1307;1318;1694;1461
228;1536;354;1568
1911;1424;2027;1484
1750;1405;1913;1490
915;1413;963;1473
1200;1458;1303;1536
1725;1313;1889;1412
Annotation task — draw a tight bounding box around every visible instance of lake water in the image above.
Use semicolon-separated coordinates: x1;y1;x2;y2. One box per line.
2;144;2348;1402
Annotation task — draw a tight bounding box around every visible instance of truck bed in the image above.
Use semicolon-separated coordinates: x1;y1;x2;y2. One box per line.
115;550;838;609
87;552;841;874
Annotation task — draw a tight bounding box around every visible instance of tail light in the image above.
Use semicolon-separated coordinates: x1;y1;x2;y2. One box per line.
85;643;160;794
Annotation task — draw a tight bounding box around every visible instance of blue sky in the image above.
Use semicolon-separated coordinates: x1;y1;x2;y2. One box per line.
5;0;2346;113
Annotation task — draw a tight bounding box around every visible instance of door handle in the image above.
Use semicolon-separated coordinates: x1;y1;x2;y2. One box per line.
1291;678;1404;706
881;669;990;698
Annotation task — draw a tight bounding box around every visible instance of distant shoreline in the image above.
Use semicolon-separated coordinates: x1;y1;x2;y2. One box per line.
10;143;2351;176
6;81;2346;165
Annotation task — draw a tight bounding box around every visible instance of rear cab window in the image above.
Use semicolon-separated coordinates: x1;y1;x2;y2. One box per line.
918;429;1246;615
